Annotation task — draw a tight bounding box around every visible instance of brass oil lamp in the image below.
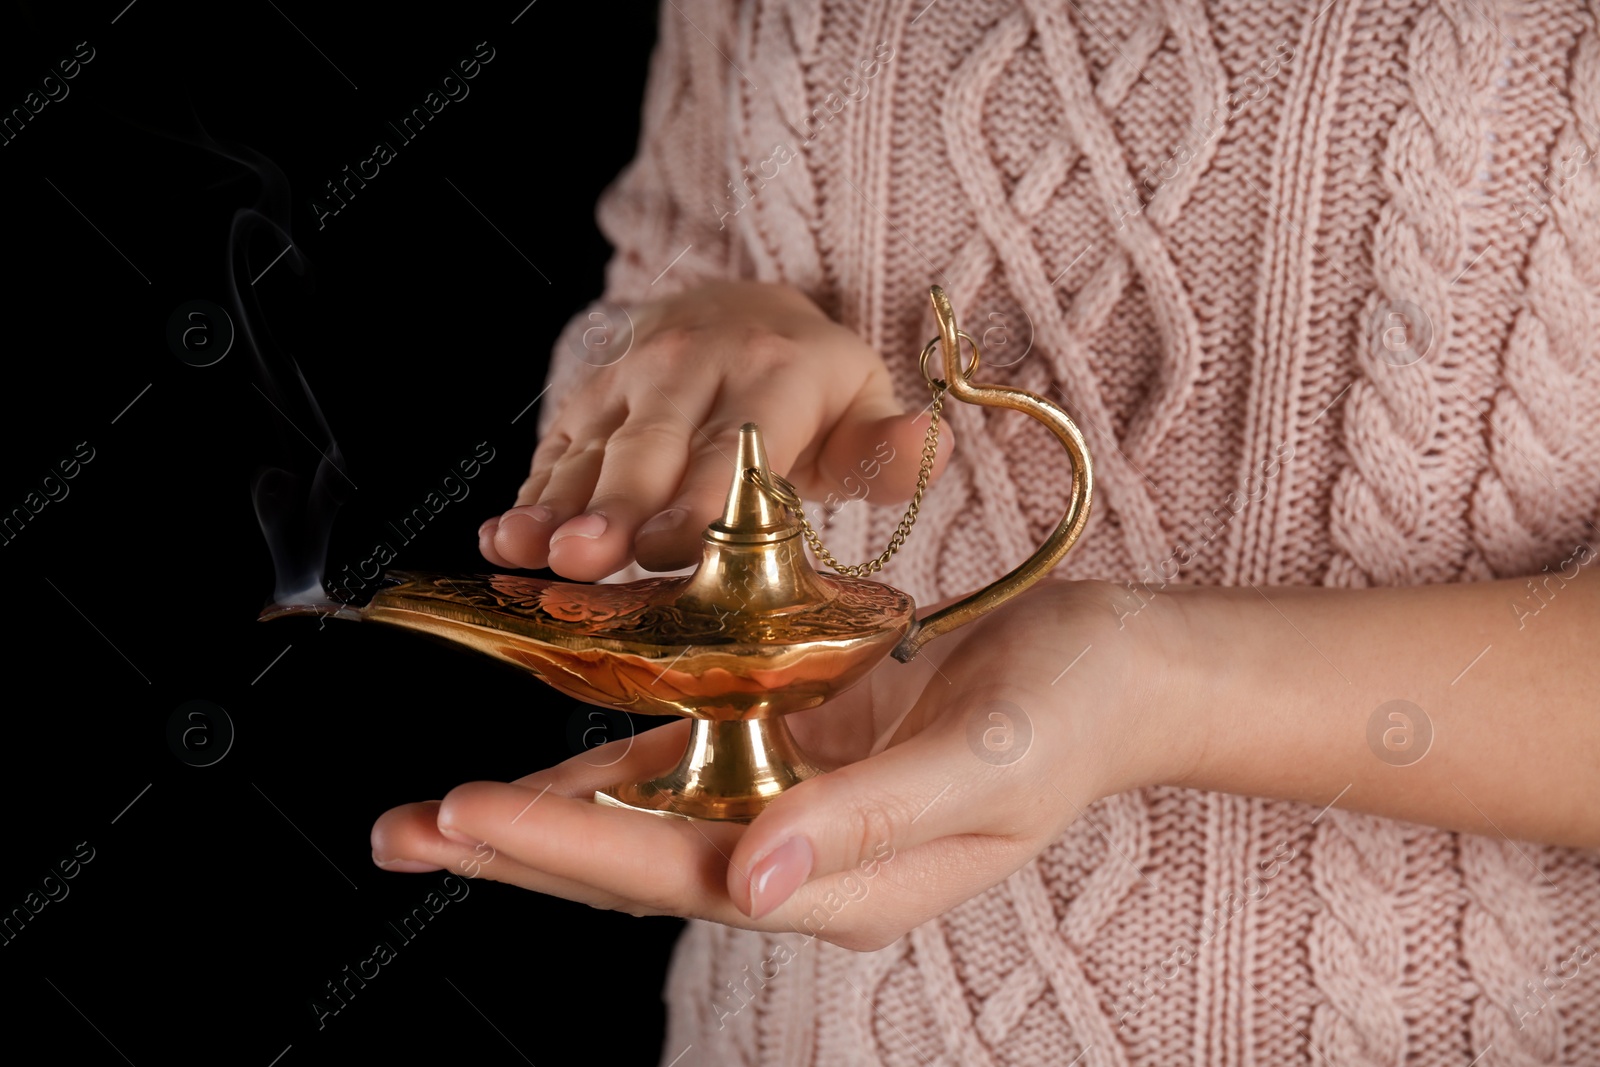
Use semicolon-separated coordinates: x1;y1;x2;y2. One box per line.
263;288;1092;821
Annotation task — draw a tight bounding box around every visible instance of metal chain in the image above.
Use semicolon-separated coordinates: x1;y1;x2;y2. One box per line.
749;384;946;577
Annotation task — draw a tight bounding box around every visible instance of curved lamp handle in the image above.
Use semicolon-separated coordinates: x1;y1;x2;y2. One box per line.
891;286;1094;662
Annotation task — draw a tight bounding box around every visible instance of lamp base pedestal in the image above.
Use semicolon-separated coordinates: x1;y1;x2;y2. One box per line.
595;717;824;823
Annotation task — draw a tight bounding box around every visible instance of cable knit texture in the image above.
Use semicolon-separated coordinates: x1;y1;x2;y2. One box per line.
541;1;1600;1063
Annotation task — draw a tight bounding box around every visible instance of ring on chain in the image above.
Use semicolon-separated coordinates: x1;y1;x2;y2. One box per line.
919;329;981;390
744;466;803;509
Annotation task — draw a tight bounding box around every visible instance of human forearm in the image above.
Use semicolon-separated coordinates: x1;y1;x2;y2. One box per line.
1142;570;1600;848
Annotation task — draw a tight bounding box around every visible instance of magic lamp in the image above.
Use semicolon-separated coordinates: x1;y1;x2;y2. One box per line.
262;288;1093;822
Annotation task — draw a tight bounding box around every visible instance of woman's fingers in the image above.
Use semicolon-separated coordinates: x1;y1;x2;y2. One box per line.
371;789;1032;948
370;800;653;912
511;430;575;509
435;780;759;923
628;382;821;572
485;373;837;579
491;438;608;569
480;308;951;576
477;517;515;568
371;723;697;913
544;409;697;580
484;392;625;570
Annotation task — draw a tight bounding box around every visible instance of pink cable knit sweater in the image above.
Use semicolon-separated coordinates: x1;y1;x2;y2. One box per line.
543;1;1600;1063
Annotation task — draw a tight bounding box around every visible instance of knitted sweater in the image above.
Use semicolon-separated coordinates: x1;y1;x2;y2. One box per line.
542;1;1600;1063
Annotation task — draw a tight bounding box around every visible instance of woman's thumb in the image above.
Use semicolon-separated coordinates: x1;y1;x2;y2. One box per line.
726;724;988;920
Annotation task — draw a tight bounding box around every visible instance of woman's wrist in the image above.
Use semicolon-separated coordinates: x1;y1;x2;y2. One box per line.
1108;580;1212;797
1109;581;1362;804
1026;578;1208;804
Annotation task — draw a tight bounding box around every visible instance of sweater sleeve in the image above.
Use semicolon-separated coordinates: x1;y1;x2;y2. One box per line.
540;0;744;437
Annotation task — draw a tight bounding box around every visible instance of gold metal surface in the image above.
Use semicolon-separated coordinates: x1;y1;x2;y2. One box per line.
888;286;1093;661
260;286;1094;822
595;717;824;822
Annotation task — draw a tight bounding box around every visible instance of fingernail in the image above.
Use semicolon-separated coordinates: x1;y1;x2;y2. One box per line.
437;825;481;847
550;511;607;544
478;517;500;537
512;504;555;523
372;853;442;873
499;506;553;541
746;836;813;919
637;507;688;538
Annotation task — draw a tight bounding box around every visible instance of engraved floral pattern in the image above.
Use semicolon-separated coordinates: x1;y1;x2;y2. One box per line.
533;581;655;624
381;571;913;644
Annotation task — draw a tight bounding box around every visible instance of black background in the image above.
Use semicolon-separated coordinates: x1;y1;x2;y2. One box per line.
1;2;687;1064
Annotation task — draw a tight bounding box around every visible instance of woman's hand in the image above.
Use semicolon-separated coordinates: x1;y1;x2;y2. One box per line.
369;579;1185;950
479;280;953;582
